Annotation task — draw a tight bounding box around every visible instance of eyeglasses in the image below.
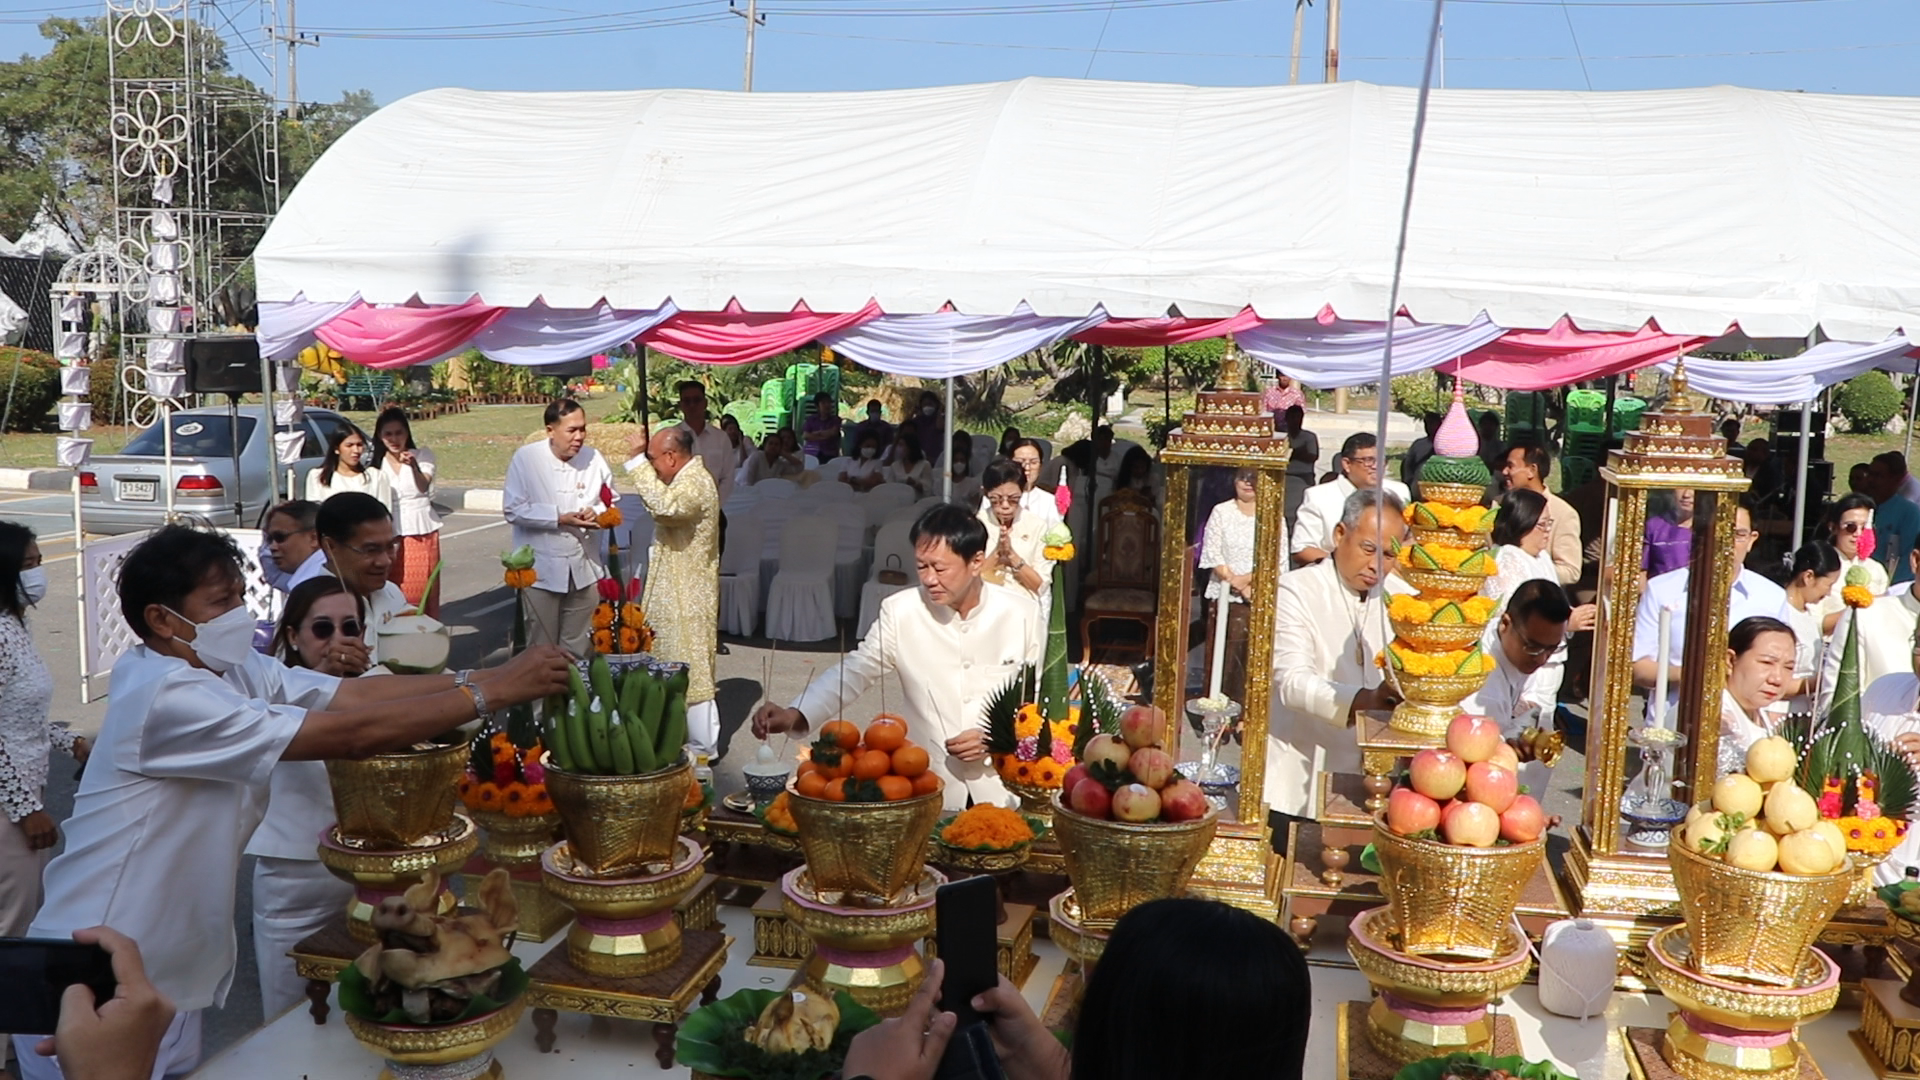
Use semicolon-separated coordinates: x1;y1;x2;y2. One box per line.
1516;634;1559;657
267;528;312;544
339;538;402;558
309;618;363;640
1733;529;1756;541
1347;455;1379;468
986;495;1022;507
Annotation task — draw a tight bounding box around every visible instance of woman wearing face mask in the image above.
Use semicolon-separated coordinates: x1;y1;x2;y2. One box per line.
1719;616;1798;776
373;408;442;618
883;435;932;497
842;432;886;492
947;442;981;508
305;423;393;513
246;576;367;1019
913;391;945;464
0;522;89;950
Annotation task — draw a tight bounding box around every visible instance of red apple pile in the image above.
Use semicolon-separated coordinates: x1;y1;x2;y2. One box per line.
1060;705;1211;824
1386;714;1544;848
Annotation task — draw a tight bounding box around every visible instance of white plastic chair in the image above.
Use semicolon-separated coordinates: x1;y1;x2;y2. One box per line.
817;458;849;482
764;516;840;642
913;495;944;515
858;520;919;639
971;434;997;469
754;477;799;499
868;482;917;513
884;502;926;530
717;510;766;637
807;480;856;503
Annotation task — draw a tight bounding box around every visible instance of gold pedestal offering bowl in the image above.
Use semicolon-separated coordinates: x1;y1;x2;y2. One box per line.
318;815;478;943
1396;568;1486;601
326;731;471;847
1049;795;1218;929
781;866;943;1017
1371;817;1545;960
1047;889;1113;972
1347;906;1532;1066
540;835;708;978
1390;617;1490;653
1000;777;1060;826
468;809;562;868
542;755;692;876
786;783;944;906
1642;926;1839;1080
1387;670;1488;738
1668;838;1855;988
345;996;525;1080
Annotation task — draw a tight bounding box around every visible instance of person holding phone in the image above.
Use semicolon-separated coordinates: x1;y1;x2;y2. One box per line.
29;927;176;1080
245;577;368;1019
13;525;572;1080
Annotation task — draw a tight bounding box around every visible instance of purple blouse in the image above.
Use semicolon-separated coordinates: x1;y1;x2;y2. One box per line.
1643;515;1692;577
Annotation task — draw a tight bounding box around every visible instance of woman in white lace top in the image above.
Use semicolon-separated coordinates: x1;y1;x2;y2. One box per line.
0;521;88;941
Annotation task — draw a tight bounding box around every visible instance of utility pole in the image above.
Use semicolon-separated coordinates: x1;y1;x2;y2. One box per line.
1289;0;1311;84
1324;0;1341;83
732;0;766;91
272;0;319;119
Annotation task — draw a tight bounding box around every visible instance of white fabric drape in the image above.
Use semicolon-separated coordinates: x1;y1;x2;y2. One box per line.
819;304;1110;378
1236;313;1506;387
1657;336;1920;404
471;301;678;366
257;294;363;360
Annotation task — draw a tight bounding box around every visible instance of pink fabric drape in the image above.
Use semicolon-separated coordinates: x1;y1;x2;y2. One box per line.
315;299;507;370
641;301;881;365
1072;309;1263;347
1451;318;1711;391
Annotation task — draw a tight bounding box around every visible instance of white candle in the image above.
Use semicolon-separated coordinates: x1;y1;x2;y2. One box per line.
1654;606;1673;729
1208;588;1231;699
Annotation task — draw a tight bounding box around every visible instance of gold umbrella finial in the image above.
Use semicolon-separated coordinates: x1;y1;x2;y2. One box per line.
1665;355;1700;414
1218;335;1245;391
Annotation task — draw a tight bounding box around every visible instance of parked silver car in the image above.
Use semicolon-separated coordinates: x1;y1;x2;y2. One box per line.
78;405;359;535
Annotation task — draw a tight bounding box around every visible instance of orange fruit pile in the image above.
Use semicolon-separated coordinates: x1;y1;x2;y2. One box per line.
763;791;798;833
795;715;940;803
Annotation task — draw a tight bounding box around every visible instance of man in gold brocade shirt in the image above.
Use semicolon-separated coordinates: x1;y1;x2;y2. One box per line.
625;427;721;756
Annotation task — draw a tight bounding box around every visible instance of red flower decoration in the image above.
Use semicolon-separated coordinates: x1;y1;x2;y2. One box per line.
1818;792;1843;818
599;483;617;510
627;577;642;601
493;760;517;786
596;577;621;601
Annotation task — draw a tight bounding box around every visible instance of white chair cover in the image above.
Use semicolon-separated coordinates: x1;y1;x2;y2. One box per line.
754;476;800;499
717;510;766;637
615;493;656;577
858;520;918;639
868;482;917;512
815;508;869;619
884;502;926;529
807;480;856;503
817;458;849;482
971;434;998;469
764;515;840;642
913;496;944;514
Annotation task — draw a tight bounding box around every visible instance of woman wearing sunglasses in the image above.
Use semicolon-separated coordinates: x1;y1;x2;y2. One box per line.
246;576;369;1018
1818;493;1888;635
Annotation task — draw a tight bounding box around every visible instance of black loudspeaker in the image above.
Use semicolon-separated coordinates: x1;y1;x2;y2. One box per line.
535;356;593;378
186;334;263;394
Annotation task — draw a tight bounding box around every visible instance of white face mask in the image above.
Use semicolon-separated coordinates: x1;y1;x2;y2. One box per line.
921;405;936;417
18;566;46;607
860;446;877;460
165;603;257;674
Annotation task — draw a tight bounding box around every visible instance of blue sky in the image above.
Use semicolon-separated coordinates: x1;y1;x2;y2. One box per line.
3;0;1918;104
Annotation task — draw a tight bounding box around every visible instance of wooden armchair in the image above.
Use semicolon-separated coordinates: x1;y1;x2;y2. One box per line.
1079;488;1160;665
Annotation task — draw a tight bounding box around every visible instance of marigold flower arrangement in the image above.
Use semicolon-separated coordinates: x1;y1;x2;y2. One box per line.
940;805;1036;851
1379;641;1496;678
594;482;624;529
1404;501;1497;533
500;545;537;590
460;732;554;818
1394;540;1497;577
1386;594;1498;626
592;534;654;656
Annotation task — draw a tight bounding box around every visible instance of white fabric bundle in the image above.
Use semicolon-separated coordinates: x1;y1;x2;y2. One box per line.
1537;918;1616;1020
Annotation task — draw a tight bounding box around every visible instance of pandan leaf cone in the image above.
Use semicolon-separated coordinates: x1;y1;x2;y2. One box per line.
1869;737;1920;823
1039;563;1071;724
506;701;539;750
981;665;1032;757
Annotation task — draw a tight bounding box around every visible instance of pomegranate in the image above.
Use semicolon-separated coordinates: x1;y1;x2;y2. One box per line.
1464;762;1519;814
1441;800;1501;847
1061;764;1091;794
1409;748;1467;802
1486;740;1521;774
1446;714;1504;764
1111;783;1163;823
1068;778;1112;819
1128;747;1176;790
1159;779;1210;822
1386;787;1443;837
1118;705;1164;750
1083;734;1132;773
1498;794;1545;843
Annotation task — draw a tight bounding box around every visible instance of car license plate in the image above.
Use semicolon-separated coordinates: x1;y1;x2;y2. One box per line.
118;479;157;502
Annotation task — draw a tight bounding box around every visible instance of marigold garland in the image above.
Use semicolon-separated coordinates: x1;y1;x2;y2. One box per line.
1380;641;1496;677
941;805;1035;850
473;782;505;812
501;784;533;817
591;628;614;655
1403;502;1497;532
1386;594;1497;625
1842;584;1876;609
502;567;537;590
1838;814;1906;855
1042;543;1075;561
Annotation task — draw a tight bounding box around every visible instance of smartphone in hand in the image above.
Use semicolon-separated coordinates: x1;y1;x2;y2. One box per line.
934;876;1005;1080
0;938;117;1036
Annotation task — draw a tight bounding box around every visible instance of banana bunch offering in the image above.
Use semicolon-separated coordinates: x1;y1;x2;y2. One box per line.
543;655;690;775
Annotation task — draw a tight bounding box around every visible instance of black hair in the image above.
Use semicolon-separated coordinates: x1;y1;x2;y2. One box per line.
813;391;834;407
268;499;320;532
910;502;988;560
1339;431;1378;459
1491;488;1548;547
318;423;368;486
675;380;705;399
371;407;417;468
720;414;741;430
117;525;244;640
1827;493;1877;534
1506;432;1553;481
1791;541;1844;582
1730;614;1796;657
274;575;364;667
854;428;882;452
865;398;884;412
0;520;34;620
1073;898;1310;1080
1648;488;1687;524
1875;451;1910;476
1507;577;1573;626
1284;404;1305;426
893;435;925;466
980;459;1025;495
1120;444;1152;481
543;398;584;427
316;491;393;545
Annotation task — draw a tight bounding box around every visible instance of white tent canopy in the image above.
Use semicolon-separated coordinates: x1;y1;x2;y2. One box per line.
257;78;1920;342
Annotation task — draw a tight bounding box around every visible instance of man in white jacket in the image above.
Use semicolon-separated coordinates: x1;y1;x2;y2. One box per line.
502;398;613;656
1291;433;1411;567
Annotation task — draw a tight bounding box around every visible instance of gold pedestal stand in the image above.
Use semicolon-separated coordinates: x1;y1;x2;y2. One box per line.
525;928;730;1069
1855;978;1920;1079
1184;819;1283;921
1339;906;1531;1077
317;815;477;943
749;889;813;968
1624;926;1841;1080
540;836;709;978
462;811;569;942
346;997;524;1080
703;802;804;897
780;866;942;1017
1335;1000;1521;1080
1039;889;1110;1035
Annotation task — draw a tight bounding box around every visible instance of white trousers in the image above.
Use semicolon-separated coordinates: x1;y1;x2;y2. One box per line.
251;857;353;1019
14;1010;201;1080
687;699;720;760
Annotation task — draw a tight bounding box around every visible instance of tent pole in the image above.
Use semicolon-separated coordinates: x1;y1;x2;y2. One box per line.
1791;398;1812;550
1905;368;1919;462
1163;345;1171;435
261;353;279;509
638;346;649;429
943;375;954;502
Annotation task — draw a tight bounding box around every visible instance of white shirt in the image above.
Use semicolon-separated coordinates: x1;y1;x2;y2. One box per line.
883;458;933;497
742;450;804;487
1862;673;1920;885
1199;499;1260;603
1632;567;1794;721
1783;600;1824;711
1268;559;1392;816
1291;475;1412;559
793;584;1037;810
502;442;614;593
1019;486;1062;528
1458;640;1556;796
305;464;392;514
1717;688;1785;779
678;419;737;506
258;545;329;594
949;472;982;510
31;645;339;1011
379;447;442;537
1819;587;1920;707
361;580;412;663
843;456;885;487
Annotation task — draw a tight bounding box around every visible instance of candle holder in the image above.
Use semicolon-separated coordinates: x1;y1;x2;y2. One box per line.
1180;697;1242;795
1620;726;1690;849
